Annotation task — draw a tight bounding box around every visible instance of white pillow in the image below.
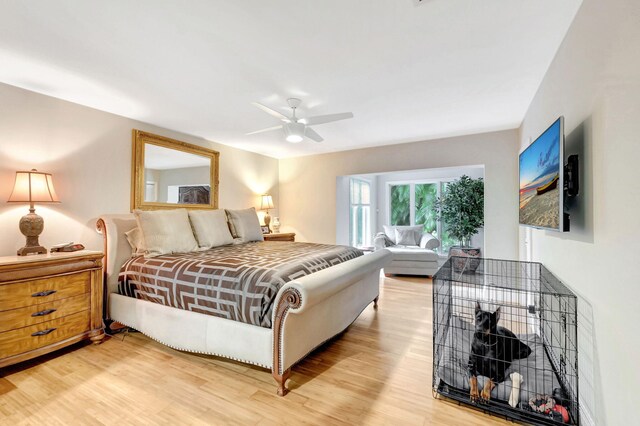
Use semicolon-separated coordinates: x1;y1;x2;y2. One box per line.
188;209;234;248
225;208;264;243
395;228;419;246
134;209;199;257
383;225;423;244
124;227;145;256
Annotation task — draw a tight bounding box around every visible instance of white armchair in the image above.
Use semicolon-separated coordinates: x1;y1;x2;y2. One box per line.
374;225;441;277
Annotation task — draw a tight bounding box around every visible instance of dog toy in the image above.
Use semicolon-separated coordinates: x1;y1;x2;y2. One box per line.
528;394;554;414
508;372;523;408
552;403;570;423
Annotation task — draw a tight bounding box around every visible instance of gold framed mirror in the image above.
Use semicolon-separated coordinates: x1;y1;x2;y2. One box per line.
131;130;219;211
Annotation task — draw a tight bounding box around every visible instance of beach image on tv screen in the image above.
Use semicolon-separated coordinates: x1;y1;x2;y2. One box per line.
519;119;561;229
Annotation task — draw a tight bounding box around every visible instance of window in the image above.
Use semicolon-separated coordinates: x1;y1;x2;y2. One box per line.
350;178;371;248
389;180;456;253
390;184;410;225
415;183;438;235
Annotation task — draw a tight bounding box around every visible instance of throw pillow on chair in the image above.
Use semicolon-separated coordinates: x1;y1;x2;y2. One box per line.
395;228;419;246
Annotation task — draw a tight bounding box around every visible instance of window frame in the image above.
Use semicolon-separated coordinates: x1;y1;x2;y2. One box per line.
349;178;372;248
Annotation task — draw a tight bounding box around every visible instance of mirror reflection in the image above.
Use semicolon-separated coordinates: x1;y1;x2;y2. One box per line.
143;144;211;205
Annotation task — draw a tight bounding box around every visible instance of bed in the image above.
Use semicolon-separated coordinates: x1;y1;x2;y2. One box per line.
96;214;391;396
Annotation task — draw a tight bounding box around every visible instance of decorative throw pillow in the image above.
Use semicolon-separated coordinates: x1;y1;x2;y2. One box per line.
419;232;441;250
382;225;396;242
188;209;234;248
395;228;419;246
227;218;238;238
124;227;145;256
383;234;395;246
383;225;422;244
226;213;239;238
134;209;199;257
376;232;395;247
225;208;264;243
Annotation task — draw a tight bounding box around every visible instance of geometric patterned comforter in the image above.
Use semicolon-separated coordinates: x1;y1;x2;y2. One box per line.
118;241;363;328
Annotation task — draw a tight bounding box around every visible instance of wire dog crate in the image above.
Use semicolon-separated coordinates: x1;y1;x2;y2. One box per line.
433;257;579;425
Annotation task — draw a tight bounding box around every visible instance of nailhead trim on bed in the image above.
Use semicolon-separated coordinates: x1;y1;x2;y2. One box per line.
113;319;272;369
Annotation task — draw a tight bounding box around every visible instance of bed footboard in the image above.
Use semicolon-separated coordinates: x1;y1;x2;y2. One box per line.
271;249;391;395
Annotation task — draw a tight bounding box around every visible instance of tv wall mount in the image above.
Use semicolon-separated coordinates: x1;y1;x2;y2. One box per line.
562;154;579;231
564;154;579;197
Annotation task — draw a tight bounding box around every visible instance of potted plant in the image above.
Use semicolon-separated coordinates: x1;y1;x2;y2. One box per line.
436;175;484;272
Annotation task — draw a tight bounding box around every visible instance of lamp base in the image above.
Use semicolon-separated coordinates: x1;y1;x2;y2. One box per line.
264;212;272;234
17;209;47;256
17;245;47;256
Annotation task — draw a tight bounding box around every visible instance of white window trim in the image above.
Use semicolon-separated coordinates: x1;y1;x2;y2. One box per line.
349;178;372;248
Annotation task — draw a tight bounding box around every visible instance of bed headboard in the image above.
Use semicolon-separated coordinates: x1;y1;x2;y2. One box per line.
96;214;136;297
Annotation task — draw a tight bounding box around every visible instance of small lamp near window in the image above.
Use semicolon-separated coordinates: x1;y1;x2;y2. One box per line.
260;194;275;233
7;169;60;256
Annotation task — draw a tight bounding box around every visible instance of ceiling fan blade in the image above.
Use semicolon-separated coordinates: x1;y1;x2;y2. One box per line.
252;102;289;121
305;127;324;142
245;125;282;136
303;112;353;126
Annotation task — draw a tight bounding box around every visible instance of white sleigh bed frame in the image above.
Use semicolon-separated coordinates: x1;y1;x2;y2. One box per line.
96;214;391;396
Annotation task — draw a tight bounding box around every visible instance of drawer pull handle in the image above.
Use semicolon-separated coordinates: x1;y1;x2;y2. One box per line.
31;328;57;337
31;290;57;297
31;308;57;317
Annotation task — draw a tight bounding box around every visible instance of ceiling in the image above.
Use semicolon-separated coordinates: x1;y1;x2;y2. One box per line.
0;0;582;159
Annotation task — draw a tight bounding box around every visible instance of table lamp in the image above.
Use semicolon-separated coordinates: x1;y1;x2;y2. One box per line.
260;194;275;233
7;169;60;256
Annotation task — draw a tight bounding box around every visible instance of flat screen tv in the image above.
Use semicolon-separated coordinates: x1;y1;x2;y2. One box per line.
519;117;564;231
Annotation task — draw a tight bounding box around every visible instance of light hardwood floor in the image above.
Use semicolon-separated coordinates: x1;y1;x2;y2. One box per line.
0;276;513;425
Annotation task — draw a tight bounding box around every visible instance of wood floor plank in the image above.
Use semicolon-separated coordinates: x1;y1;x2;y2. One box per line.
0;275;516;425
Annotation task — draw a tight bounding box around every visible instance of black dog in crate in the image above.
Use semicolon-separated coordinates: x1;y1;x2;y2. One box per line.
468;302;532;403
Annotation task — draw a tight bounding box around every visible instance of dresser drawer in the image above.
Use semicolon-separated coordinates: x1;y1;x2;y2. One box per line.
0;294;90;333
0;271;90;311
0;310;91;358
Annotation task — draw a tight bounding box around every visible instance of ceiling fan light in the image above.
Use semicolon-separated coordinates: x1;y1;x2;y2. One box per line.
286;134;303;143
284;122;305;143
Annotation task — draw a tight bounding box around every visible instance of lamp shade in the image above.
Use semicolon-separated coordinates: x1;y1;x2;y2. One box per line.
260;194;274;210
7;169;60;204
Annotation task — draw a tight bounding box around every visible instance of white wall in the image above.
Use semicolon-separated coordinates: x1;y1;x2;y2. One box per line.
335;176;350;246
280;129;518;259
518;0;640;424
0;83;279;255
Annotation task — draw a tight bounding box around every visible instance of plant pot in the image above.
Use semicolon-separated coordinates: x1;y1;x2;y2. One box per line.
449;246;481;273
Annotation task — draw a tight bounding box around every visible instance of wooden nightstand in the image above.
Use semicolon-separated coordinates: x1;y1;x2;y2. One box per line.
263;233;296;242
0;250;104;368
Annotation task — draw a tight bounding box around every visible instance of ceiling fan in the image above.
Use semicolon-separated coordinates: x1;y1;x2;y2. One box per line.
246;98;353;143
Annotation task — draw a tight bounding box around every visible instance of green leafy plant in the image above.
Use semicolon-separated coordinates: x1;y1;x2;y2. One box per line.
390;184;410;225
415;183;437;234
436;175;484;247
